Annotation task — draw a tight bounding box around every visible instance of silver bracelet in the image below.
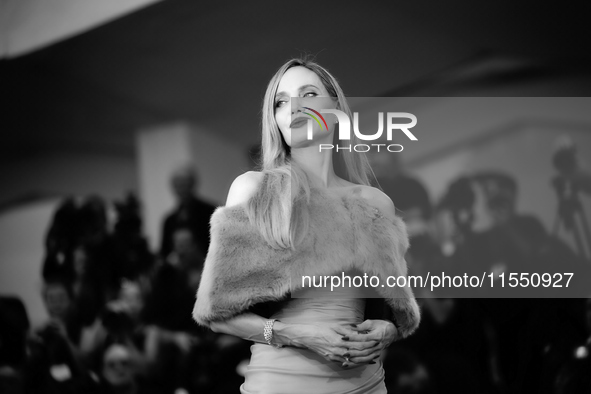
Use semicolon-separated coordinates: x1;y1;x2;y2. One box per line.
263;319;282;348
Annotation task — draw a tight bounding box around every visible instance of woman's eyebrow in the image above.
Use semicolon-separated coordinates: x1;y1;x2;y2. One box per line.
275;84;320;99
298;84;320;91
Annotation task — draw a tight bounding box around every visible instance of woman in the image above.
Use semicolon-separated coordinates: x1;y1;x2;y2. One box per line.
193;58;420;393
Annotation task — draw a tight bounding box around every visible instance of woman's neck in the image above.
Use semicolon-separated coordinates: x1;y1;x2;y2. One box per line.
291;146;344;189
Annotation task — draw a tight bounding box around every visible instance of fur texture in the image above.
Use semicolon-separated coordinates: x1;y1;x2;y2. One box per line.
192;187;421;338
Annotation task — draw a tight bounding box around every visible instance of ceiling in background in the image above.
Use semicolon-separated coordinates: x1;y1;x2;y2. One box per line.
0;0;161;58
3;0;591;159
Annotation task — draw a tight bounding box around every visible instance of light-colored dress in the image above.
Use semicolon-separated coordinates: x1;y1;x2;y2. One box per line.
240;286;387;394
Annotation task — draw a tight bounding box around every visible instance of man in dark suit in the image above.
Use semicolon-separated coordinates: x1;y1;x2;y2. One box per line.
160;165;216;260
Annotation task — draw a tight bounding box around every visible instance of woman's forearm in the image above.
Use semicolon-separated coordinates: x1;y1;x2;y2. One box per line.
209;312;279;345
209;312;310;348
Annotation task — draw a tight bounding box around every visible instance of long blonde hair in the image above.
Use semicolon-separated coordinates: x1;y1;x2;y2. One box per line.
246;57;377;250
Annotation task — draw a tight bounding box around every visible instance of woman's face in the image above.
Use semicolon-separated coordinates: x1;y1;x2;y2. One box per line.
44;284;71;319
118;281;144;320
274;66;337;149
102;344;134;386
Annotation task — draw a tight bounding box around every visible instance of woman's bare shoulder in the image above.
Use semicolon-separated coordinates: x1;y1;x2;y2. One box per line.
225;171;265;207
333;179;396;220
359;185;396;220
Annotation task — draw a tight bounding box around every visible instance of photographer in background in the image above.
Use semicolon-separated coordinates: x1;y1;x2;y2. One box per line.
26;278;97;393
433;171;586;393
144;227;204;333
107;193;155;288
83;280;196;393
42;196;111;329
553;137;591;196
552;137;591;260
144;226;224;392
160;165;216;261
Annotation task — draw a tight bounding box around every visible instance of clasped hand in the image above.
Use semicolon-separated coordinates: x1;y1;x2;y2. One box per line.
304;319;397;368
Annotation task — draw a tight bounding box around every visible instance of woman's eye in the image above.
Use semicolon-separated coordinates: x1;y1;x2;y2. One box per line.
275;100;287;108
303;92;318;98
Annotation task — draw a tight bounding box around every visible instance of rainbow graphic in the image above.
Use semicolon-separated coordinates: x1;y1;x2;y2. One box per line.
303;107;328;131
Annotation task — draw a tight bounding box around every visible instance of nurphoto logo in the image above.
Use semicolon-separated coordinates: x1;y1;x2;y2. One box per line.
303;108;418;153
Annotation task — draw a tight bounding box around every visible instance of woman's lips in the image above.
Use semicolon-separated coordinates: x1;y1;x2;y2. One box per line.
289;117;309;129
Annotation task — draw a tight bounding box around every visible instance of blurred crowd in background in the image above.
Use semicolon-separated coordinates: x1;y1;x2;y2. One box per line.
1;151;590;394
367;151;591;394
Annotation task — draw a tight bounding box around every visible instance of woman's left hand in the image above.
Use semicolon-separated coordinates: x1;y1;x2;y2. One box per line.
342;319;398;366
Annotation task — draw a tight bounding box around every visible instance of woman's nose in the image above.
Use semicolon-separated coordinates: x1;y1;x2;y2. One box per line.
291;97;302;115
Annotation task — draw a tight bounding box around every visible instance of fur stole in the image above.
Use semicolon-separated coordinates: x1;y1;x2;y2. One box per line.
192;187;421;338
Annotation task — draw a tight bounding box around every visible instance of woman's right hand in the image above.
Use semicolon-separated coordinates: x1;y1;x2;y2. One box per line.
275;322;377;366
